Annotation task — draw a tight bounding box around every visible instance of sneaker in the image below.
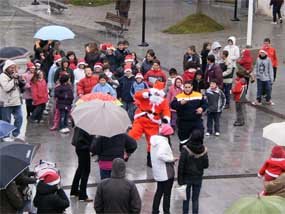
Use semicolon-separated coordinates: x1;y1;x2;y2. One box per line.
252;101;262;106
59;129;67;134
272;22;277;24
3;136;14;142
15;136;25;142
265;101;275;105
43;110;49;115
38;120;45;124
79;198;93;202
205;132;210;136
64;128;70;133
215;132;220;136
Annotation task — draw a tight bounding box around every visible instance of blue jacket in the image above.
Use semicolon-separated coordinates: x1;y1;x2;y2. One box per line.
117;75;135;102
92;83;117;98
130;81;148;97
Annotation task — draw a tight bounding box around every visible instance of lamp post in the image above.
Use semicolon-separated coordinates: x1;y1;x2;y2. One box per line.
246;0;254;47
138;0;149;47
231;0;240;21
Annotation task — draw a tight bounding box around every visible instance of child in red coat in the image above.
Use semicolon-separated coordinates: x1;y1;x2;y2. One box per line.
232;71;247;126
258;146;285;195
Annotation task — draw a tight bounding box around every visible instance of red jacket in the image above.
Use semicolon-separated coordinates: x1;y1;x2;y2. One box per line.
232;77;247;102
31;79;48;106
262;45;278;67
259;158;285;181
77;75;99;96
237;49;253;71
144;69;167;88
182;68;196;82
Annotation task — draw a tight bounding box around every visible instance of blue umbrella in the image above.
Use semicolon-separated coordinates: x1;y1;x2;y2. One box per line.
34;25;75;41
0;120;16;138
0;47;30;60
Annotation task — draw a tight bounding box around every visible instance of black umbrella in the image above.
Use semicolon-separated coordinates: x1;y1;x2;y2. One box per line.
0;46;30;60
0;142;35;189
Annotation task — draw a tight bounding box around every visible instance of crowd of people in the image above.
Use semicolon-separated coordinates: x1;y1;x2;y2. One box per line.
0;34;283;214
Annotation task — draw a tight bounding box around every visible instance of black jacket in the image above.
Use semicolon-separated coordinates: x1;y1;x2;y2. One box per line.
183;53;201;70
117;75;135;102
0;182;24;213
270;0;284;7
34;181;69;214
193;79;206;93
85;52;101;70
178;145;209;185
54;84;74;110
71;127;94;150
90;134;137;161
95;158;141;214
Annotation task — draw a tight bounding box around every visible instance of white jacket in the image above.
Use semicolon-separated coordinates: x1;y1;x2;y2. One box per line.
0;72;22;107
150;135;175;182
223;36;240;68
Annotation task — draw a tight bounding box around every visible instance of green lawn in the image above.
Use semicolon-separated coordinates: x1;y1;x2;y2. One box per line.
70;0;113;6
163;13;224;34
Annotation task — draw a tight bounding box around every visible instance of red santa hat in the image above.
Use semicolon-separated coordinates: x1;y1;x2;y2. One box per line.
26;62;35;69
135;73;144;79
94;62;103;70
77;58;87;66
160;123;174;136
54;54;62;63
125;54;134;63
100;43;115;51
124;64;132;73
271;146;285;158
39;169;61;186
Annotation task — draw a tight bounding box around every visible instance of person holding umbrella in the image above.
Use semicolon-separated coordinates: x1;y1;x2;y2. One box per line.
0;60;25;142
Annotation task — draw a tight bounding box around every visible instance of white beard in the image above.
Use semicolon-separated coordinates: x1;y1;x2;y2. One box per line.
150;94;164;105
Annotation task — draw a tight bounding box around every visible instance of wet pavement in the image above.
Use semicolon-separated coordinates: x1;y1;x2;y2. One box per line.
1;0;285;213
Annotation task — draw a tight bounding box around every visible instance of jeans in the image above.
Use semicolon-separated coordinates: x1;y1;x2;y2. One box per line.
235;102;245;124
59;109;69;129
256;79;272;102
71;149;91;200
31;103;45;122
207;112;221;133
273;5;282;22
100;169;111;180
122;101;136;121
25;99;34;118
223;83;232;105
2;105;23;137
183;181;202;214
152;178;174;214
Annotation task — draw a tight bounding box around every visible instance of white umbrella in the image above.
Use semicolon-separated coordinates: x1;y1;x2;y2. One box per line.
34;25;75;41
71;100;131;137
263;122;285;146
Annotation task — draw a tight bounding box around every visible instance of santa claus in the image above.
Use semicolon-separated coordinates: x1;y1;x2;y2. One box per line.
128;81;171;167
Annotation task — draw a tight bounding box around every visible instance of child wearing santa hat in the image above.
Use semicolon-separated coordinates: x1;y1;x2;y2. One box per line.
130;73;148;97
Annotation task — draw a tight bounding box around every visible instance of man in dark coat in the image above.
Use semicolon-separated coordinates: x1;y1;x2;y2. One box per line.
94;158;141;214
115;0;131;18
270;0;284;24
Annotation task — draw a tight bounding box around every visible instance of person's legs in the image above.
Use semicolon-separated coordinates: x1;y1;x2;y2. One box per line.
236;102;245;124
273;67;277;81
183;184;191;214
25;99;34;119
256;79;262;103
59;109;67;129
127;102;136;121
214;112;221;133
162;178;174;214
70;149;82;196
277;5;282;19
37;103;46;121
264;80;272;102
206;112;213;134
223;83;232;106
152;181;164;214
78;149;91;200
12;106;23;137
273;5;277;22
192;182;202;214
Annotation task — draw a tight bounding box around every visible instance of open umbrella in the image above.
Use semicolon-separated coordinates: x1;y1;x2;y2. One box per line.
71;100;131;137
76;92;122;106
34;25;75;41
0;120;16;138
0;142;35;189
0;47;30;60
263;122;285;146
225;195;285;214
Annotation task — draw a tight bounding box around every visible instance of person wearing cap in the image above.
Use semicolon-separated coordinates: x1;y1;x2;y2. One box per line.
177;129;209;214
34;169;70;213
91;74;117;97
150;123;176;214
130;72;148;97
94;62;104;74
94;158;141;214
171;81;207;150
124;54;138;75
0;59;25;142
117;64;136;120
22;62;36;119
144;59;167;88
252;49;274;105
77;66;99;97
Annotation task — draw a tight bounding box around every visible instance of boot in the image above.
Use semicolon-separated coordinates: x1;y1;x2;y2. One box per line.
147;152;152;168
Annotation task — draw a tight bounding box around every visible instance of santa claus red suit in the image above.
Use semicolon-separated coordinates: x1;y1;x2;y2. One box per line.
128;82;171;166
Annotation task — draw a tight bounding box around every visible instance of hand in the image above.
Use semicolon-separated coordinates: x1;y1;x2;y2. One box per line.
12;72;19;79
196;107;203;114
180;100;188;105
